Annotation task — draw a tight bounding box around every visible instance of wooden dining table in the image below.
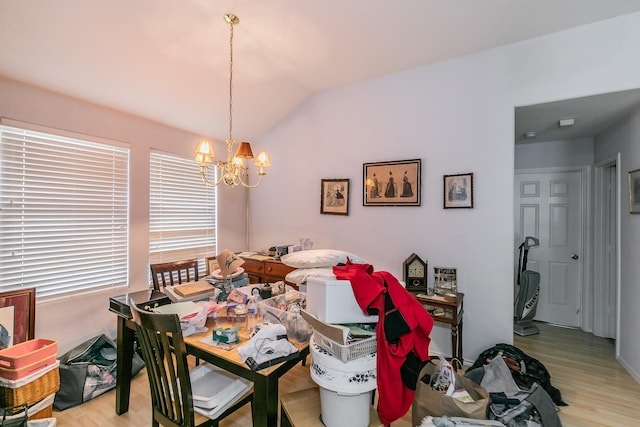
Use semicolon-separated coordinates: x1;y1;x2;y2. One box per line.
109;291;310;427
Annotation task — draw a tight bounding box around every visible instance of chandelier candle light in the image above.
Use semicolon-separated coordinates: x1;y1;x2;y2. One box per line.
194;13;270;188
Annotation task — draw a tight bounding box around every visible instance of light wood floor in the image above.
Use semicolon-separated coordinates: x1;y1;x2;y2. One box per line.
53;323;640;426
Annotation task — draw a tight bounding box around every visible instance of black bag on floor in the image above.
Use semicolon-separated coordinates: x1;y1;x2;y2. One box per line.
54;334;145;411
469;343;566;407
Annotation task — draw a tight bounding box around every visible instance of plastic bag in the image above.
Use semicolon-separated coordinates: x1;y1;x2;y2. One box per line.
431;358;456;395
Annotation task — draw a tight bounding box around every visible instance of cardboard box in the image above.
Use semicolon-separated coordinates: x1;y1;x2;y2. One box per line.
306;278;378;324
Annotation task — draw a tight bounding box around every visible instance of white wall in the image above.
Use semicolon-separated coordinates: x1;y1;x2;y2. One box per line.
515;138;594;170
250;12;640;366
594;105;640;380
0;76;247;353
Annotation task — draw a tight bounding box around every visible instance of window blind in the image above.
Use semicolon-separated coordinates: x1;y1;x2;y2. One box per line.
0;123;130;298
149;151;217;276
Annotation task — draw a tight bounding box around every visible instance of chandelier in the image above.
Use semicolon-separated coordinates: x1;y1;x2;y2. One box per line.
194;13;270;188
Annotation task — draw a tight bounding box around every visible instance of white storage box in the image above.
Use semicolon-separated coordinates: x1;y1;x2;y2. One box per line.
306;278;378;324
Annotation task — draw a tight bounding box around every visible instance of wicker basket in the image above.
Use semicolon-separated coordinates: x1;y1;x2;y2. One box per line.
0;364;60;407
0;393;55;424
28;403;53;421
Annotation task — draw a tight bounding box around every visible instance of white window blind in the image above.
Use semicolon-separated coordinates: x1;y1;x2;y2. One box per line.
0;123;130;298
149;151;216;275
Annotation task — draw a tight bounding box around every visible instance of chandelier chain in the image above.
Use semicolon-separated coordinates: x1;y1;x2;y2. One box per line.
228;19;234;142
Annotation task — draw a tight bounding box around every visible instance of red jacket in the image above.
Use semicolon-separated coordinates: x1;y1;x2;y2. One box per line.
333;263;434;425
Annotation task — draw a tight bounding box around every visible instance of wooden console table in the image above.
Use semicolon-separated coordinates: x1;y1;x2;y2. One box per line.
241;256;297;287
415;292;464;360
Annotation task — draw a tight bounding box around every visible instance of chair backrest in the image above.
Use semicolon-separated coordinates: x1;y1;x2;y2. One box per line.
130;303;196;427
150;259;199;290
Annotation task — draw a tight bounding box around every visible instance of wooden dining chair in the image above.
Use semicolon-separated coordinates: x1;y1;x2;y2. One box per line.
130;303;253;427
150;259;199;290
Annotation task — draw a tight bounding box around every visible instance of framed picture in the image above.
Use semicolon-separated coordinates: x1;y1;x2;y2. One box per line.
0;288;36;349
363;159;421;206
205;256;219;276
444;172;474;209
321;179;350;215
629;168;640;214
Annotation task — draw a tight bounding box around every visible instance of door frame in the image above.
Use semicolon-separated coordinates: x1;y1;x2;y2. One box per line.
514;165;592;329
593;153;621;353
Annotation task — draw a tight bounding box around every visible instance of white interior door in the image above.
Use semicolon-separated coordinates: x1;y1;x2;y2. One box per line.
515;169;583;328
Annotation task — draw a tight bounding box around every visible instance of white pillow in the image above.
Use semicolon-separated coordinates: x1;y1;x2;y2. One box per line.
285;267;336;284
281;249;368;268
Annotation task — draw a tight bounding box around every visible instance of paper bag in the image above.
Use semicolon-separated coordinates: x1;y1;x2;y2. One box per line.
412;358;489;424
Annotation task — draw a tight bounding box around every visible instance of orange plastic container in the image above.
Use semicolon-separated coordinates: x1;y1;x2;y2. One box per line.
0;339;58;380
0;356;57;380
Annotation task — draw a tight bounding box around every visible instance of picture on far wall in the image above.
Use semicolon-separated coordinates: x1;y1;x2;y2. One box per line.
443;172;474;209
321;178;350;215
363;159;421;206
205;256;219;276
629;168;640;214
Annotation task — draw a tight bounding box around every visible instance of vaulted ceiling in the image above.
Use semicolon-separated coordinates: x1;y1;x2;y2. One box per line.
2;0;640;142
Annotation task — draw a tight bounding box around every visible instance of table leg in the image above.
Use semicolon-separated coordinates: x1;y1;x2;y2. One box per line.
252;374;279;427
458;319;463;360
451;324;458;360
115;316;135;415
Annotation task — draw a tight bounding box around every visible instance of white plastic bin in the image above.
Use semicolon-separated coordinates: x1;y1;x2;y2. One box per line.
309;334;376;427
320;387;373;427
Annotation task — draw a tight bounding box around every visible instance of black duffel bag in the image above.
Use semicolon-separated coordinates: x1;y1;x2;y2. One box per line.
54;334;144;411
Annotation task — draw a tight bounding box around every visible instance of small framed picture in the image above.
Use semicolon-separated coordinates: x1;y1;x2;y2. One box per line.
363;159;421;206
629;168;640;214
205;256;219;276
321;179;350;215
444;173;474;209
0;288;36;349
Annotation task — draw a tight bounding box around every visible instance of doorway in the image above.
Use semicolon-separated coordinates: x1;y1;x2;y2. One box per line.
513;90;634;340
592;156;619;341
514;167;587;328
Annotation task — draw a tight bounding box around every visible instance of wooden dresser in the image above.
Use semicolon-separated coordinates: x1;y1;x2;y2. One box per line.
241;256;297;287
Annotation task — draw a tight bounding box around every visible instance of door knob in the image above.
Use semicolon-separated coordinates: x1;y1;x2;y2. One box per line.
571;254;579;260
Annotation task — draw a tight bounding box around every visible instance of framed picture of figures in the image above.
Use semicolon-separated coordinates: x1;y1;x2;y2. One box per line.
321;178;350;215
363;159;421;206
443;172;474;209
